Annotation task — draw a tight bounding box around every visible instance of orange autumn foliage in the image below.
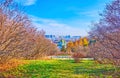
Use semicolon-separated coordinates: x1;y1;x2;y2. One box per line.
0;59;29;72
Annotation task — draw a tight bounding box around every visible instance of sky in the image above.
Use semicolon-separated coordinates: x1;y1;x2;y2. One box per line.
15;0;113;36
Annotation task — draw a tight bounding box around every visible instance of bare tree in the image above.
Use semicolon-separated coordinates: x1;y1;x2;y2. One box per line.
0;0;33;63
0;0;58;63
28;30;58;59
89;0;120;65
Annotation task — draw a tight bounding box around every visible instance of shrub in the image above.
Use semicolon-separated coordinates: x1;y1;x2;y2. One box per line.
72;52;85;63
61;46;66;52
55;52;73;56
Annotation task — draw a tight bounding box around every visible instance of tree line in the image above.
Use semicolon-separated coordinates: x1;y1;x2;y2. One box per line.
66;37;89;53
0;0;58;64
89;0;120;65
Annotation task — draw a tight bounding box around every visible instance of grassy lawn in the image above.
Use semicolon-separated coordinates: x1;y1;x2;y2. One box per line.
1;59;120;78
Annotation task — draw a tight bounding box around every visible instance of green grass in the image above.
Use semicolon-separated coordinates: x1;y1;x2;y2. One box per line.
1;60;120;78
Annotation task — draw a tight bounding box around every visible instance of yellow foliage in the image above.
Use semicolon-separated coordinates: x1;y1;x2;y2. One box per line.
66;41;74;52
66;37;89;52
78;38;83;46
74;41;79;46
67;41;74;48
83;37;89;46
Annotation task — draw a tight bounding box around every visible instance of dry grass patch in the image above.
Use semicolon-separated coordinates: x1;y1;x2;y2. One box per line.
0;59;29;72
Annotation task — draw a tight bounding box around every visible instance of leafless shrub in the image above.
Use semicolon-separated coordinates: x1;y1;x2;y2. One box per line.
72;52;85;63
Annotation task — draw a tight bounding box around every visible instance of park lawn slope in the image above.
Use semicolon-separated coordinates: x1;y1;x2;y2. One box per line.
1;60;119;78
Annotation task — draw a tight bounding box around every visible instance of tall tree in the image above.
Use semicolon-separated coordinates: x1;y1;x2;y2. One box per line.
89;0;120;65
0;0;58;63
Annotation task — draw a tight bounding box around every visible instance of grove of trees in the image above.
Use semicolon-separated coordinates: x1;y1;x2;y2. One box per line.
66;37;89;56
0;0;58;64
89;0;120;65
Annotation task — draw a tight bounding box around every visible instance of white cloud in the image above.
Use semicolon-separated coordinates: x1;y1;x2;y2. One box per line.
78;10;100;18
30;16;89;36
15;0;37;6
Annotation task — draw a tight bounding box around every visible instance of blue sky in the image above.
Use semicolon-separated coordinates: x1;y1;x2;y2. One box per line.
15;0;113;36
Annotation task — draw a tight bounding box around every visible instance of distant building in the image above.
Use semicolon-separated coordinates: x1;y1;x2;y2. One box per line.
45;35;56;41
71;36;81;41
45;35;81;49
